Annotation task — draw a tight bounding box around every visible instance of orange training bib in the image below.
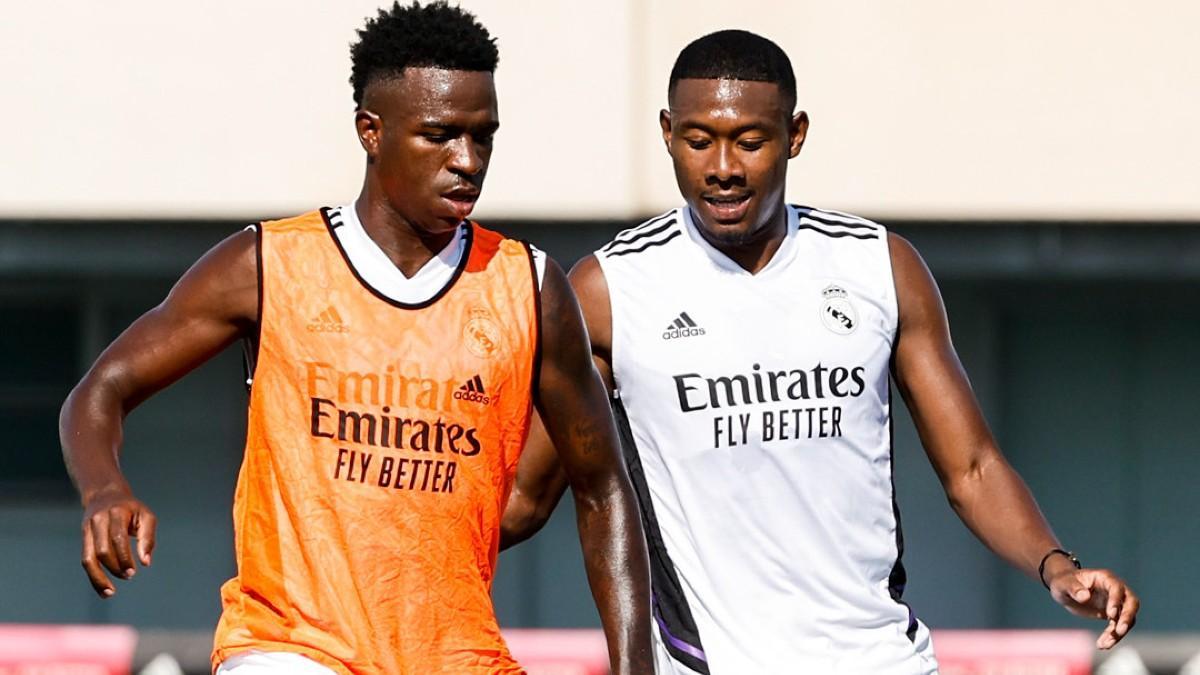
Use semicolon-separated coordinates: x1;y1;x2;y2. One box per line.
212;209;537;674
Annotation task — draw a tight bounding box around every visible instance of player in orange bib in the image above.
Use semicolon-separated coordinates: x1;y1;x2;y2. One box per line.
59;3;652;673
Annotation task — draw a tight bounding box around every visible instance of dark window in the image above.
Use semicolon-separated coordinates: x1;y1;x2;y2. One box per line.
0;304;80;500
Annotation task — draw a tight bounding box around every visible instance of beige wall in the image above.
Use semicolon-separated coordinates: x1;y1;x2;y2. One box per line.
3;1;1197;220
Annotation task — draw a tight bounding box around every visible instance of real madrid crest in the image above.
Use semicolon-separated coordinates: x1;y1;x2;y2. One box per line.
464;307;502;358
819;284;858;335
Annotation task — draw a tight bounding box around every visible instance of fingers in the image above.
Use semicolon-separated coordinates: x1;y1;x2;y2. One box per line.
89;509;123;581
109;509;137;578
1076;569;1139;649
1101;578;1126;623
135;509;157;567
81;501;157;597
1097;621;1120;650
1116;591;1140;639
81;521;115;598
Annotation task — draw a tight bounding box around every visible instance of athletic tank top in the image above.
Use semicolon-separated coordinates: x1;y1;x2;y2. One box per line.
597;205;938;674
212;208;538;675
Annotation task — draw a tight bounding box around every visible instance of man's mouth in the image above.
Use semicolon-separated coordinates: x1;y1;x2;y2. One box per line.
443;187;480;203
701;192;753;221
442;187;480;219
702;193;751;206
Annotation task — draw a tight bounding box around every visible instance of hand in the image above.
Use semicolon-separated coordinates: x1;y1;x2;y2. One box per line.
80;486;157;598
1046;563;1139;650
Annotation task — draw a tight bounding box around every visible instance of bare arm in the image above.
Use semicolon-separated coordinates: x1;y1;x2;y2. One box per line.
60;229;258;597
889;232;1138;649
500;412;568;549
501;254;615;548
532;256;651;674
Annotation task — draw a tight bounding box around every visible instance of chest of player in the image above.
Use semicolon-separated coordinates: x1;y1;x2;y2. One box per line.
249;217;537;498
612;267;895;452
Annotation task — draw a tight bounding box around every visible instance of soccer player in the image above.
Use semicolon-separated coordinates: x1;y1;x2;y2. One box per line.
502;30;1140;673
59;3;651;674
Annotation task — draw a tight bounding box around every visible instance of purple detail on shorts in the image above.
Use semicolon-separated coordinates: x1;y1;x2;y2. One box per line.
653;605;707;662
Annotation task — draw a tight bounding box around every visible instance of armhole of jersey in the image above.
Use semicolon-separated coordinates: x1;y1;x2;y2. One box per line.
593;252;620;398
523;241;544;408
241;223;263;391
530;244;547;290
880;228;901;351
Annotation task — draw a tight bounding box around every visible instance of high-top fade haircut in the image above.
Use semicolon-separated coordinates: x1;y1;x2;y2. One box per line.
668;29;796;113
349;1;499;106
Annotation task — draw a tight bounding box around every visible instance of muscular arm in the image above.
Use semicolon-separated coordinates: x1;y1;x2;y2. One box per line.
501;254;612;548
60;229;258;597
531;257;651;674
889;232;1138;648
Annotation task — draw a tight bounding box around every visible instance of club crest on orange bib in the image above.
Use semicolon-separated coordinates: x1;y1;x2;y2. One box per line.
820;284;858;335
464;307;502;358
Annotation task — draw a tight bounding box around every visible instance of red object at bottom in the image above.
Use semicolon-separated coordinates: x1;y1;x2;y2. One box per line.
0;624;137;675
503;629;610;675
932;629;1095;675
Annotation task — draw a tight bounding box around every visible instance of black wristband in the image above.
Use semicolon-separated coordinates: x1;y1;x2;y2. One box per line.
1038;548;1081;590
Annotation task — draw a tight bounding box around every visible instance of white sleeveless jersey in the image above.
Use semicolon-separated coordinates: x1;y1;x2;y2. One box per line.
597;205;938;674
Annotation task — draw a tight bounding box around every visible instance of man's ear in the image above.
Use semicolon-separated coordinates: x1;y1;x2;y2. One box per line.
660;109;674;156
356;109;383;161
788;110;809;159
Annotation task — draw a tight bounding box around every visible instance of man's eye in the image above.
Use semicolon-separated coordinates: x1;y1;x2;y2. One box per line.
685;138;711;150
422;132;452;143
739;139;765;151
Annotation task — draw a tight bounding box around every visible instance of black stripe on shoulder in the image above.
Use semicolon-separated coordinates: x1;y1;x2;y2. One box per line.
327;206;346;229
602;217;675;252
605;228;683;257
796;223;879;240
790;204;880;231
602;211;677;251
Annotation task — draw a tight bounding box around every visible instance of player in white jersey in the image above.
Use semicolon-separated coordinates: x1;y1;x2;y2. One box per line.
502;30;1140;673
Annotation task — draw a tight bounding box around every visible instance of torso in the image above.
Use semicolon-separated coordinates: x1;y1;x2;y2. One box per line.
213;207;538;675
596;204;937;674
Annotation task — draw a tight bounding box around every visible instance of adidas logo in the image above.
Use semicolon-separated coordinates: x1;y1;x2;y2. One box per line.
662;311;706;340
307;306;350;333
453;374;491;405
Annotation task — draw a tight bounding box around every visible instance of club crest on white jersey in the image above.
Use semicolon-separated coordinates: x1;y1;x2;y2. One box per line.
820;284;859;335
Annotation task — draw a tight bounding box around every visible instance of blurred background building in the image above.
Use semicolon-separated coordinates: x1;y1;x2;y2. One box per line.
1;1;1198;672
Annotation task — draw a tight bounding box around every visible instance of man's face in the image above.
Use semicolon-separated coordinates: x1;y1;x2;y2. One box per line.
357;68;499;235
661;78;807;246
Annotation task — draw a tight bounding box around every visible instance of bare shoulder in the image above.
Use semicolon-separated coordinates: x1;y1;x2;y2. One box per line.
163;228;259;328
887;231;928;285
888;232;943;320
567;254;612;356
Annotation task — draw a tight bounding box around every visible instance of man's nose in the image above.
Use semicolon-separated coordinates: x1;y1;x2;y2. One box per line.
448;138;485;176
707;142;744;183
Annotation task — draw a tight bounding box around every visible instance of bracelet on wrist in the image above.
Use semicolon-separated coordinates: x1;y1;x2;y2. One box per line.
1038;548;1081;589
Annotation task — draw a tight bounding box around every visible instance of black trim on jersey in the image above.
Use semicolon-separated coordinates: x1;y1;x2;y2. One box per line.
795;223;880;240
789;205;880;231
602;212;677;252
242;223;264;393
327;208;346;229
613;397;710;674
885;375;919;642
522;241;543;408
605;228;683;257
318;206;472;310
604;211;675;246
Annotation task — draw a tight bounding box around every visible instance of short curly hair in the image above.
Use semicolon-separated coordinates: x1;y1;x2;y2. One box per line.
349;1;499;106
669;30;796;112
